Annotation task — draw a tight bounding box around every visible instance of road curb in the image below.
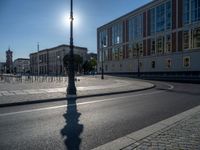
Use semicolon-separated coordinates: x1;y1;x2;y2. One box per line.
92;104;200;150
0;84;155;108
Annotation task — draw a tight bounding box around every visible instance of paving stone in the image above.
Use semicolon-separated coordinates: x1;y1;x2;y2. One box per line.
122;111;200;150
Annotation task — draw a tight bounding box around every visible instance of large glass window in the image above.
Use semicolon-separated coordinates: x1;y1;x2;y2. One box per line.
166;1;172;30
99;30;107;49
165;34;172;53
156;36;165;54
183;0;190;24
183;30;190;49
128;14;143;41
156;4;165;32
192;27;200;48
114;47;119;60
118;46;123;60
151;39;156;55
112;23;123;45
128;44;133;58
191;0;198;22
150;8;156;35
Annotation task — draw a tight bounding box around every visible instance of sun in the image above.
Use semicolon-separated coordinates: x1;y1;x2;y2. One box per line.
61;12;80;29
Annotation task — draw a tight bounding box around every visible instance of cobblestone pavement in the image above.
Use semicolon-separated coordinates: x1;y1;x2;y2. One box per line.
0;75;154;105
122;111;200;150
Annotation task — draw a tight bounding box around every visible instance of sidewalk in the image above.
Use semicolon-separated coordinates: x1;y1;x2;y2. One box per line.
93;105;200;150
0;75;154;107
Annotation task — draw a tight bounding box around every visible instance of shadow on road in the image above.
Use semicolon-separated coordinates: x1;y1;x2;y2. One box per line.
61;97;84;150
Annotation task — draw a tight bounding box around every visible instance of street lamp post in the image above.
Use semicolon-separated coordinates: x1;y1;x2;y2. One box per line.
67;0;76;97
101;41;104;80
137;44;140;78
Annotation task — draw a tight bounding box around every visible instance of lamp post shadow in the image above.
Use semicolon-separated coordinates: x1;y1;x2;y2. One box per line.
61;97;84;150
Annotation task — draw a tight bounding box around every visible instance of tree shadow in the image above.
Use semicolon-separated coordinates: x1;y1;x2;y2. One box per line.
61;97;84;150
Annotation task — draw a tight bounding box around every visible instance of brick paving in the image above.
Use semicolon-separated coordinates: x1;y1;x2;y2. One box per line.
122;111;200;150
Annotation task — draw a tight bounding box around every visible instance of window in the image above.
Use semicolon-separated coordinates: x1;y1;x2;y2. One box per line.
183;56;190;68
151;61;155;68
183;30;190;49
128;14;143;41
112;48;115;60
166;59;172;68
150;8;156;35
112;23;123;45
166;1;172;30
151;39;156;55
128;44;133;58
183;0;200;24
114;47;119;60
166;34;172;53
156;36;164;54
156;4;165;32
191;0;198;22
139;42;143;56
99;30;107;48
183;0;190;24
118;46;123;60
192;27;200;48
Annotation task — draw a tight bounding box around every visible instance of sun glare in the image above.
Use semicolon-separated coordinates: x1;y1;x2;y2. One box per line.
61;12;80;29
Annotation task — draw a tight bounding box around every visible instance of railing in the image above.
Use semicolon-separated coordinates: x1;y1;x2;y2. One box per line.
0;74;69;83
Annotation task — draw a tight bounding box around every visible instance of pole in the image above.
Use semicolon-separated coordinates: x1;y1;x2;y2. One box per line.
37;42;40;76
137;44;140;78
67;0;76;97
101;45;104;80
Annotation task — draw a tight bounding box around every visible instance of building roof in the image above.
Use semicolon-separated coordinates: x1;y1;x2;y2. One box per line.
14;58;30;61
30;44;88;55
97;0;160;30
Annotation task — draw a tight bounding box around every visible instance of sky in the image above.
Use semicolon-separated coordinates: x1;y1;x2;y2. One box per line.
0;0;151;62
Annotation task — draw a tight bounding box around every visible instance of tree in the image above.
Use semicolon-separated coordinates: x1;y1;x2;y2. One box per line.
63;54;83;74
82;58;97;74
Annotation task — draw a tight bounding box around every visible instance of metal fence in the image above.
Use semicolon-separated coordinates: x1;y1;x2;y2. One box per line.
0;74;68;83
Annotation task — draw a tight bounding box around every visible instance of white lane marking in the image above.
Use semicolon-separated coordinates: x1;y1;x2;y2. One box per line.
0;83;173;117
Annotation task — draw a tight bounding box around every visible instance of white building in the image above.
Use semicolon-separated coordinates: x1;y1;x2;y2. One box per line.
13;58;30;74
30;44;88;75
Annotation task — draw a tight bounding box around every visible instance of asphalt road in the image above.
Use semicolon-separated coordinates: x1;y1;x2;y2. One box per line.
0;81;200;150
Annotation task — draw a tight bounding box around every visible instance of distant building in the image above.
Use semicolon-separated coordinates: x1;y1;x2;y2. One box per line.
30;44;87;75
6;48;13;73
13;58;30;74
97;0;200;77
87;52;97;60
0;62;6;73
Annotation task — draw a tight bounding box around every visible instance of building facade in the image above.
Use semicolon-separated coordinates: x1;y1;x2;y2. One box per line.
13;58;30;74
30;44;87;75
0;62;6;74
97;0;200;76
5;48;13;73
